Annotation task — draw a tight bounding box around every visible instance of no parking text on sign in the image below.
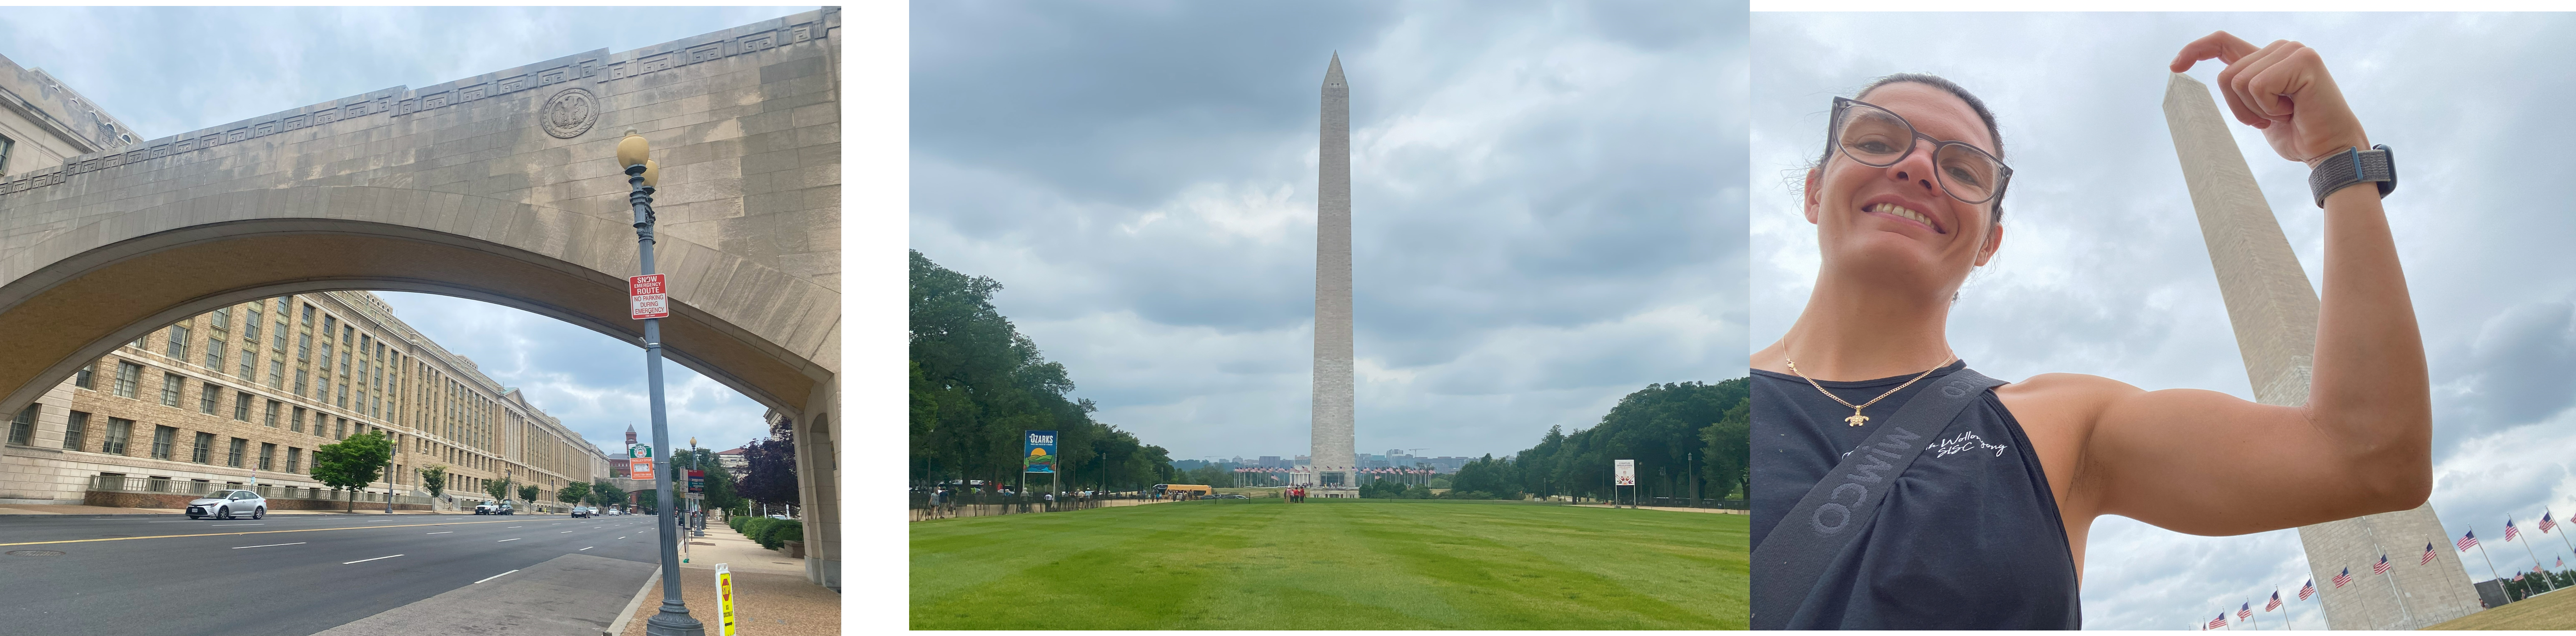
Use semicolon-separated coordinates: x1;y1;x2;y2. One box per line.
631;274;670;319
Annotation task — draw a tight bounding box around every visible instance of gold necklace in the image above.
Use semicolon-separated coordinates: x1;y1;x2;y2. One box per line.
1783;350;1954;427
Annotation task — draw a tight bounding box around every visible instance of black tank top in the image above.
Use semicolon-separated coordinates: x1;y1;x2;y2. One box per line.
1751;361;2081;629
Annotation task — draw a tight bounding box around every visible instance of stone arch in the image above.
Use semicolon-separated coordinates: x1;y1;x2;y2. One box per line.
0;186;834;420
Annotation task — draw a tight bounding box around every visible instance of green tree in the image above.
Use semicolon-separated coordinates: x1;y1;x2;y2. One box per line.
1700;400;1751;499
1502;378;1749;502
417;464;448;499
484;476;514;506
519;484;541;508
558;480;590;507
311;431;392;513
590;479;627;508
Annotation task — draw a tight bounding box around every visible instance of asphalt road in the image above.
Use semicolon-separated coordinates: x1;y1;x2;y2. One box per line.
0;512;673;636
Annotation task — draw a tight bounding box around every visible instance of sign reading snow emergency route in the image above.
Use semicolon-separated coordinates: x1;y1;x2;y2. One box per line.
630;274;669;319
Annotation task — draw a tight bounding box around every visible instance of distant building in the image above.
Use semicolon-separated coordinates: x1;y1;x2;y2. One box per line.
1258;455;1285;469
716;447;749;478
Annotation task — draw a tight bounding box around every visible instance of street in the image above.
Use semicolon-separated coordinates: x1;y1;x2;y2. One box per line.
0;513;672;636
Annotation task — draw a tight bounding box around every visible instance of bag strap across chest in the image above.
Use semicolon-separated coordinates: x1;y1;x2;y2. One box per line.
1750;368;2006;630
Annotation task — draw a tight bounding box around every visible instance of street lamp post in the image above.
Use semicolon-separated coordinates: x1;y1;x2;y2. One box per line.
620;130;702;636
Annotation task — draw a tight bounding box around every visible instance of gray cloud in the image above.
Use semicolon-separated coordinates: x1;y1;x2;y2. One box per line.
915;0;1747;461
1756;11;2576;630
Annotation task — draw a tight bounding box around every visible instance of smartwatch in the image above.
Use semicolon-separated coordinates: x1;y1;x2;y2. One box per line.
2308;144;2396;208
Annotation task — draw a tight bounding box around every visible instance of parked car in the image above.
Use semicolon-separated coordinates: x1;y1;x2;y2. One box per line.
188;490;265;520
496;501;515;515
571;506;594;518
473;501;498;515
606;508;622;516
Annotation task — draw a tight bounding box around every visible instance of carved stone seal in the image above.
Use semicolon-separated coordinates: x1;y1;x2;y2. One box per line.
541;88;598;139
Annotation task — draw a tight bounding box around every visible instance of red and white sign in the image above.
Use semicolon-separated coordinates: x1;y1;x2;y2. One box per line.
629;274;670;319
629;457;654;480
1614;459;1636;486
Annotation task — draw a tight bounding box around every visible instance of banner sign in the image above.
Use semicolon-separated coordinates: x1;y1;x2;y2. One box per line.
688;469;705;493
630;274;670;319
1023;430;1057;474
629;457;653;480
715;563;737;636
629;444;652;459
1615;459;1636;486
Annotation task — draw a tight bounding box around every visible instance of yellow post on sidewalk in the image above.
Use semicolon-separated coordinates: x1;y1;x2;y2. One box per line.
715;563;737;636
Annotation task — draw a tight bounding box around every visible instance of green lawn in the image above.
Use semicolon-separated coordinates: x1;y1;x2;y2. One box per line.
910;498;1748;629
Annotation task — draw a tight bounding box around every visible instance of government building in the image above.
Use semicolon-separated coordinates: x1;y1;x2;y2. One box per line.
0;290;616;511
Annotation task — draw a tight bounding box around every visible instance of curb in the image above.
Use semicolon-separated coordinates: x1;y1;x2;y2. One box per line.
604;569;662;636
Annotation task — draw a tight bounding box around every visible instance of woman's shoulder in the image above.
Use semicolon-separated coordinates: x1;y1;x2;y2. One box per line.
1992;372;2147;428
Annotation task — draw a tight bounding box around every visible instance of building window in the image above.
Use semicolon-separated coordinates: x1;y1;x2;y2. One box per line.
206;340;225;370
297;333;310;361
102;418;132;455
5;403;31;446
160;373;183;407
115;362;141;398
166;325;190;359
293;369;308;395
258;443;275;471
238;349;257;378
292;406;306;433
226;438;246;468
192;431;214;463
302;304;315;325
268;360;284;389
74;361;94;389
264;400;280;427
320;340;334;367
339;351;352;376
244;308;261;340
211;307;230;331
62;411;87;450
312;375;327;401
199;382;219;414
287;447;302;473
337;383;349;408
0;133;13;175
323;315;336;334
277;296;293;313
233;392;251;420
150;425;176;460
335;418;347;439
272;323;287;352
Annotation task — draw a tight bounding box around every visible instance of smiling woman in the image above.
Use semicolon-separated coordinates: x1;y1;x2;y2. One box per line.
1748;31;2431;630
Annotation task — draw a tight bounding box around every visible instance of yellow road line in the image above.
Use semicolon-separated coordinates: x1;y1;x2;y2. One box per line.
0;519;529;547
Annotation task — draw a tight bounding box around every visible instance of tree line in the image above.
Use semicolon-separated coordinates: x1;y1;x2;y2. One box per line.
1430;378;1749;502
911;250;1175;493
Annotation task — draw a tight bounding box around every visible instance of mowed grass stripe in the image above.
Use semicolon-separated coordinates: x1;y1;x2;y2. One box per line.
911;499;1748;629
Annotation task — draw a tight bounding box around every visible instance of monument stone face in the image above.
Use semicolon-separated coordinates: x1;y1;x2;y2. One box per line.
2163;72;2480;630
1310;54;1356;494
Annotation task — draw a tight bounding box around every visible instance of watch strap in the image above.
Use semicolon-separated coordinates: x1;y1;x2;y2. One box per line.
2308;144;2396;208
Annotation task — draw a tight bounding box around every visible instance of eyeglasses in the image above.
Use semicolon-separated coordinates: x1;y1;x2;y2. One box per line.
1829;97;2013;205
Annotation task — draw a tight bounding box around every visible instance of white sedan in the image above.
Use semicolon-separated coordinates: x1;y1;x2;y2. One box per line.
187;490;266;520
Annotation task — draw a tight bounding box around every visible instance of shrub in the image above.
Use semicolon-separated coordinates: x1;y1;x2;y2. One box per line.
752;518;803;550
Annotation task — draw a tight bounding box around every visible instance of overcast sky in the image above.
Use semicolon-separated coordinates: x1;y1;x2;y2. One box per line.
1755;11;2576;630
911;0;1747;462
0;6;809;459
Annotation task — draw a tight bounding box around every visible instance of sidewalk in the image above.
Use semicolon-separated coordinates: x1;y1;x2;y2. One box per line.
1570;504;1748;515
617;518;837;636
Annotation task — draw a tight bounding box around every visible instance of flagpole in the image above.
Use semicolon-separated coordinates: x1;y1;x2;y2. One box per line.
2516;517;2550;592
2246;597;2259;631
2550;510;2576;576
2361;526;2417;629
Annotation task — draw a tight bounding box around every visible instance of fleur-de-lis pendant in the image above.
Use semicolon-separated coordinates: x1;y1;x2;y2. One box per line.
1845;410;1869;427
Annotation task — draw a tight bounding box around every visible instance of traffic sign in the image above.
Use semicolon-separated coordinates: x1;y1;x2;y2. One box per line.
715;563;737;636
630;274;670;319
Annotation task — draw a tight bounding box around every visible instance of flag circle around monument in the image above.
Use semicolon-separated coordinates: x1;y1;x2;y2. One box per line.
542;88;598;139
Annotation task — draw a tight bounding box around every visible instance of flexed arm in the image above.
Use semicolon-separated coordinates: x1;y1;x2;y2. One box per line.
2030;32;2427;537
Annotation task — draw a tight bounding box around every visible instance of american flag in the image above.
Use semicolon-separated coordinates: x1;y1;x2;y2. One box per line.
2299;579;2317;600
2509;519;2523;542
2461;530;2481;551
2374;554;2392;576
2266;591;2284;611
2545;511;2559;534
2333;568;2353;588
2238;603;2252;620
2206;613;2228;630
2424;542;2438;565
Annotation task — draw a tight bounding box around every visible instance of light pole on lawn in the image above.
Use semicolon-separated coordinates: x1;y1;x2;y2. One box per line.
619;130;702;636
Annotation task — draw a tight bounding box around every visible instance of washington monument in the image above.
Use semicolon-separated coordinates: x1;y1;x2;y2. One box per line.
2164;72;2478;630
1310;53;1356;494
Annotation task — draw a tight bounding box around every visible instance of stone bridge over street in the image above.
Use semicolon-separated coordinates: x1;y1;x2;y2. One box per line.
0;8;841;588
